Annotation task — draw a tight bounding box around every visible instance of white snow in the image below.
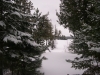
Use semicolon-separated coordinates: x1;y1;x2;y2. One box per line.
82;23;92;31
35;21;39;25
53;40;72;52
0;21;6;27
83;26;92;32
89;47;100;52
3;0;14;4
18;31;31;37
26;39;40;46
29;57;36;61
86;41;93;47
21;13;33;17
11;12;22;18
29;22;32;24
11;54;19;58
3;34;22;44
0;50;3;53
34;55;39;58
39;40;85;75
86;41;97;48
34;25;37;29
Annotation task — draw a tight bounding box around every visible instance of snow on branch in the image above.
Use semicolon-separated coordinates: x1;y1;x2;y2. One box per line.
11;12;22;18
3;34;22;44
28;57;36;61
11;53;19;58
3;0;14;4
86;41;94;48
26;39;40;46
18;31;31;37
21;55;36;62
0;50;3;53
0;21;6;27
21;13;33;17
89;47;100;52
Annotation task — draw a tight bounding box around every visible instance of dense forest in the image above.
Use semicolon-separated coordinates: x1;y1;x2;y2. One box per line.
57;0;100;75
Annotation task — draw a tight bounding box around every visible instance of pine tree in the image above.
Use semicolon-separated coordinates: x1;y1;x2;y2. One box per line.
32;9;54;47
0;0;45;75
57;0;100;74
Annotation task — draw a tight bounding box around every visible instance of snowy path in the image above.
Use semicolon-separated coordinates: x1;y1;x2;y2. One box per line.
40;40;84;75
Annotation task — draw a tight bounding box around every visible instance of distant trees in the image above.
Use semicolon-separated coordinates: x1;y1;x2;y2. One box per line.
33;9;53;43
57;0;100;74
32;8;55;50
58;35;68;40
0;0;54;75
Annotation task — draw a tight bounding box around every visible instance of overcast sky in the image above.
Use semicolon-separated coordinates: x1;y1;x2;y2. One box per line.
31;0;71;36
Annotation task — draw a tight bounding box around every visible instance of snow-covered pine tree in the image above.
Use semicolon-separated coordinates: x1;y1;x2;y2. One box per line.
57;0;100;74
0;0;45;75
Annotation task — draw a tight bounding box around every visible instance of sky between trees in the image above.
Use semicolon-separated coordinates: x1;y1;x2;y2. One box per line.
31;0;71;36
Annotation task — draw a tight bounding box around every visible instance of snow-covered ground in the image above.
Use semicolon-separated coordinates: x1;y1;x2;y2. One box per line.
40;40;85;75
